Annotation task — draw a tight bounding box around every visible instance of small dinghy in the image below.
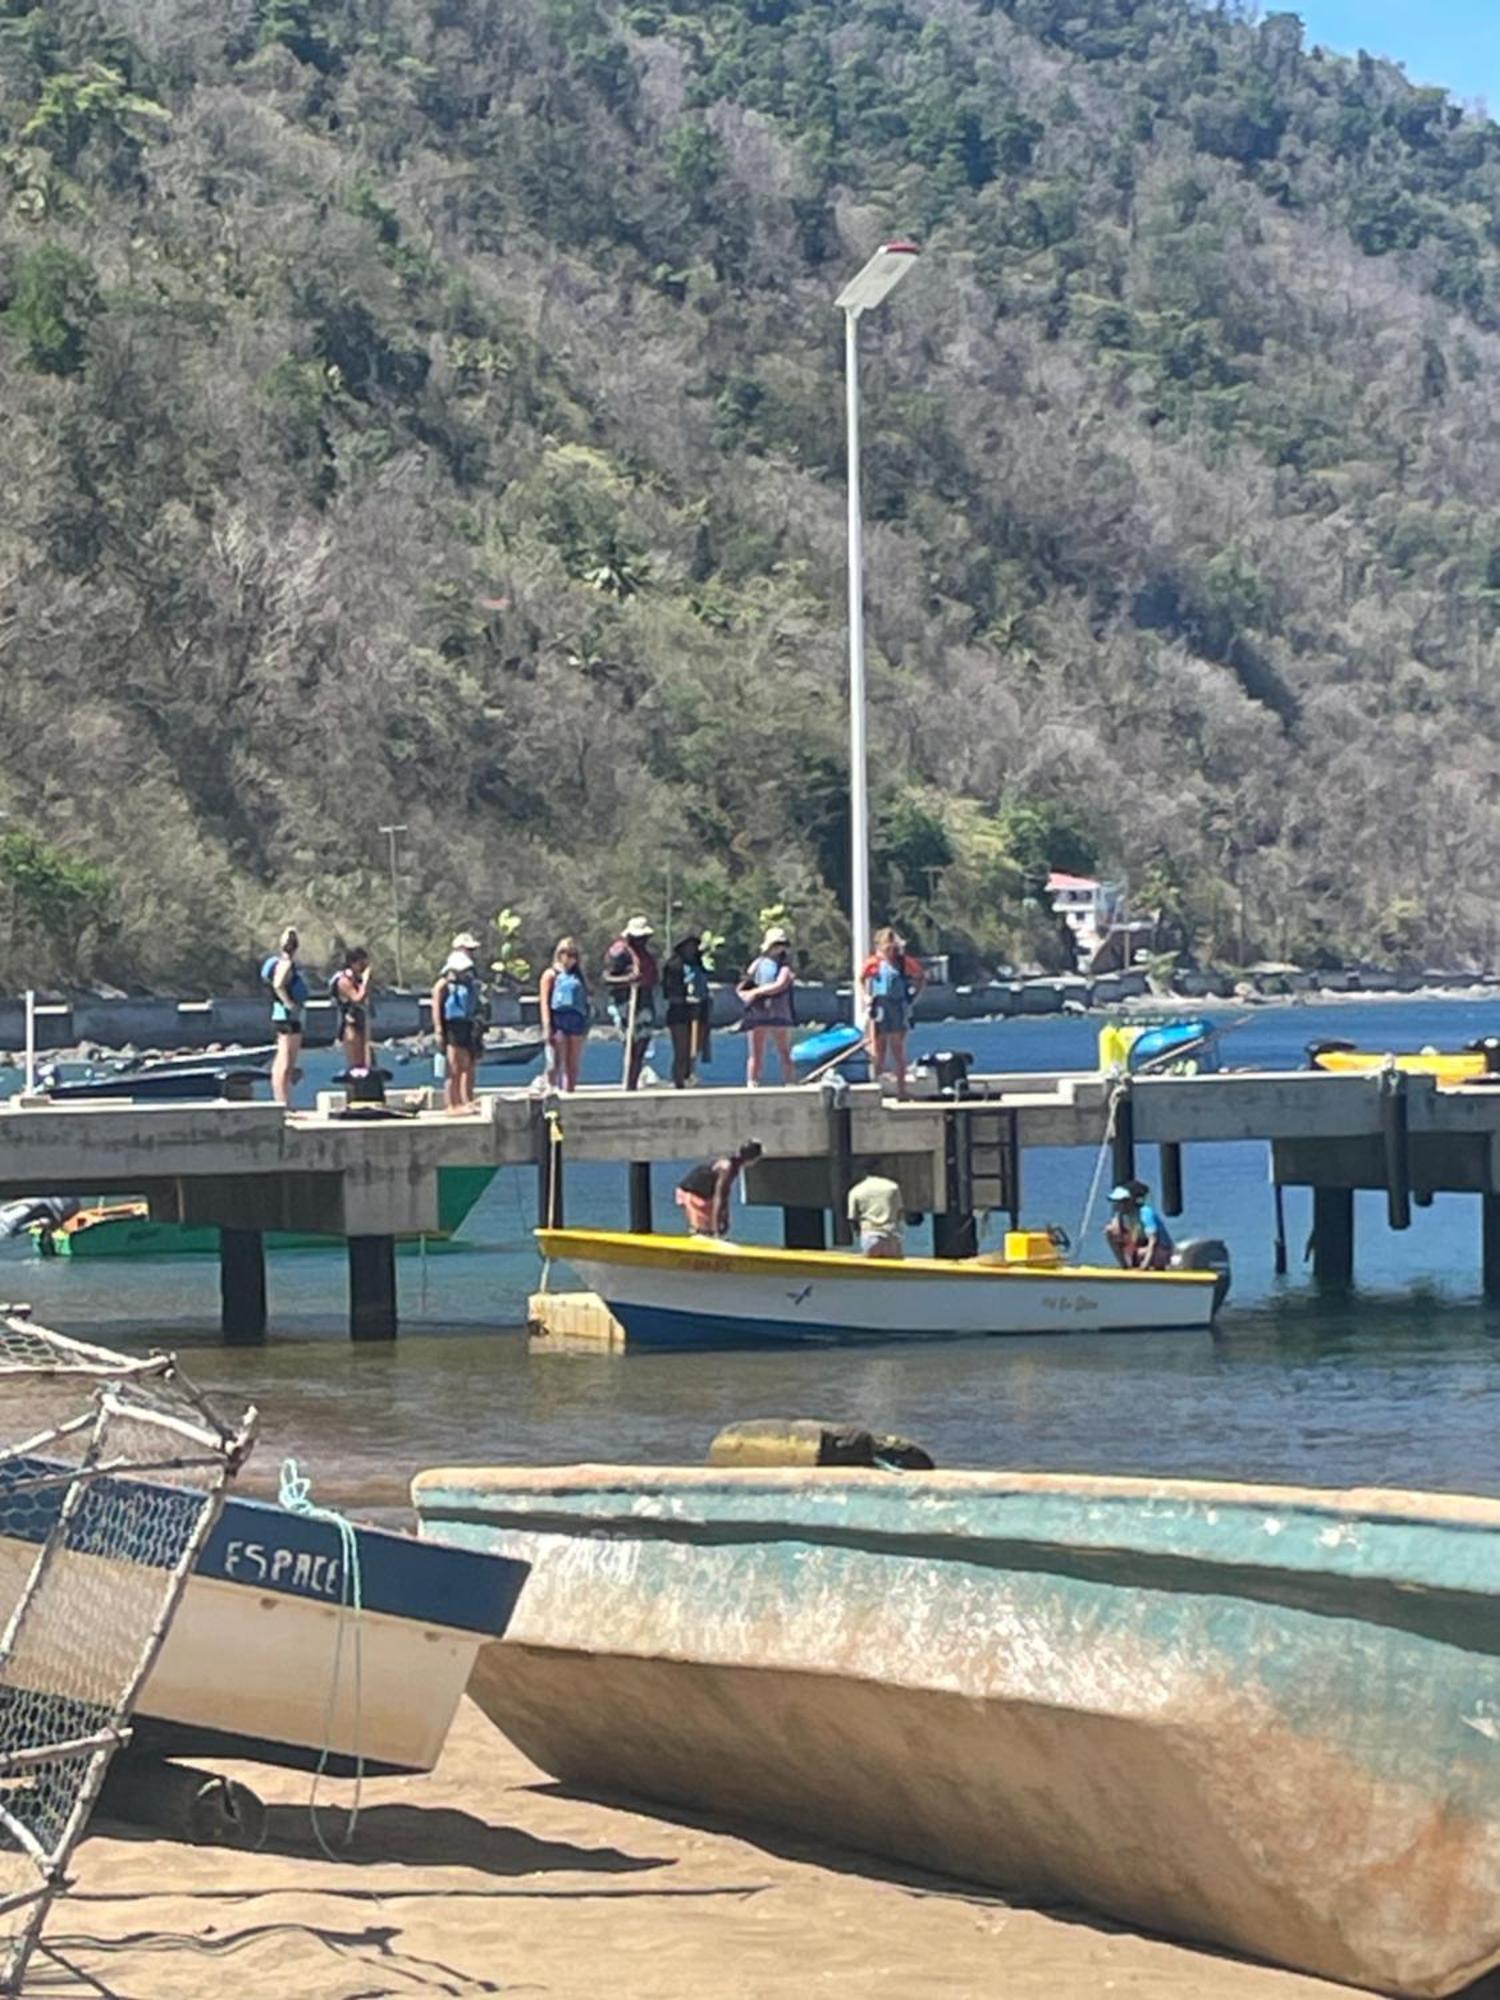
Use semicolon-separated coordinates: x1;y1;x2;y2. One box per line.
480;1034;547;1069
40;1065;267;1103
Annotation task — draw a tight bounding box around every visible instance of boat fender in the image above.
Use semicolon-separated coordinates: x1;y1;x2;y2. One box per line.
708;1419;934;1473
1172;1238;1232;1313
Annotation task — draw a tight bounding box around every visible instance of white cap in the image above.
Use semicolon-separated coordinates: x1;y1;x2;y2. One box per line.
444;950;475;973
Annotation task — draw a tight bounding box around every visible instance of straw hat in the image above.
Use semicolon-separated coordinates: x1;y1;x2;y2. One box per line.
624;916;655;939
760;925;789;951
450;930;482;951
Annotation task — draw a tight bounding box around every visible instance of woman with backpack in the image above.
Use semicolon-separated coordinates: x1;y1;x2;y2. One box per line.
862;927;926;1100
331;945;373;1073
738;925;796;1087
432;945;484;1113
539;936;590;1092
263;926;308;1108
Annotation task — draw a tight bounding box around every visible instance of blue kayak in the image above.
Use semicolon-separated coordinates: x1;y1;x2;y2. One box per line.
1126;1018;1218;1074
791;1024;868;1079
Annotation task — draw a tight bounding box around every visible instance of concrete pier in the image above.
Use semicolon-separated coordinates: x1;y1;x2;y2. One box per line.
1311;1187;1355;1288
7;1063;1500;1329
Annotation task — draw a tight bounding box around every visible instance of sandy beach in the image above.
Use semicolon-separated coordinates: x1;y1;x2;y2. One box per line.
23;1699;1492;2000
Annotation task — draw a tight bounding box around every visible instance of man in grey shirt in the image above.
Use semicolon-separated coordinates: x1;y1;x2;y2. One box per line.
847;1173;905;1259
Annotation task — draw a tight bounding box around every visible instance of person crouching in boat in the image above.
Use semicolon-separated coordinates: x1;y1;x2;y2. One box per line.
1105;1181;1174;1270
675;1140;763;1237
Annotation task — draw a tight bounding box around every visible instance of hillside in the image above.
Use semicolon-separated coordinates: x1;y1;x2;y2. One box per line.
3;0;1500;988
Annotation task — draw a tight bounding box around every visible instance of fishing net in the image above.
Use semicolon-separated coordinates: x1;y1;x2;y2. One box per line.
0;1305;255;1993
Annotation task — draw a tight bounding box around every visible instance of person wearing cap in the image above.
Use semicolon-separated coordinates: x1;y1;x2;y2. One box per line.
603;916;660;1091
675;1140;763;1237
738;926;796;1086
662;932;712;1089
432;944;485;1113
861;926;927;1101
1105;1179;1174;1271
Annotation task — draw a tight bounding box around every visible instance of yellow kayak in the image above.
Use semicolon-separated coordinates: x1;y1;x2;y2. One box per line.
1309;1045;1487;1085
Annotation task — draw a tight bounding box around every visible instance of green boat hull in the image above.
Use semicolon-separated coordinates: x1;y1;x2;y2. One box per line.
39;1166;496;1258
414;1465;1500;1998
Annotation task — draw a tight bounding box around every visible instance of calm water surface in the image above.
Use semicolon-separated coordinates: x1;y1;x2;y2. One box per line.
5;998;1500;1506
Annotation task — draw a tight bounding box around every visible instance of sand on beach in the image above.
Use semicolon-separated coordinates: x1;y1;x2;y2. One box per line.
25;1699;1499;2000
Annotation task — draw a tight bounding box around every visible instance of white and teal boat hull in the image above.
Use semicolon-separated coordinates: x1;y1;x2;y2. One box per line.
415;1465;1500;1998
538;1229;1220;1346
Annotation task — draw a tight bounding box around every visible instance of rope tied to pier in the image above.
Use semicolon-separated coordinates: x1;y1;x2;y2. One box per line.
277;1456;365;1858
538;1105;565;1291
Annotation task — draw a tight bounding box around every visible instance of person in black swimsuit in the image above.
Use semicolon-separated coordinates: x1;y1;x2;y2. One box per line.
332;946;373;1072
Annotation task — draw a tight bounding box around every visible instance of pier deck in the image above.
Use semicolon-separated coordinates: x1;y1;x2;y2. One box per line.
1;1064;1494;1335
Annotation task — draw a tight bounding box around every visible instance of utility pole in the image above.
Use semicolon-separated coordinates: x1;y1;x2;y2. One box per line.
379;823;408;990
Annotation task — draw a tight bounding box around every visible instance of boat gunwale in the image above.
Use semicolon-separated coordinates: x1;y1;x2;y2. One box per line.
412;1461;1500;1534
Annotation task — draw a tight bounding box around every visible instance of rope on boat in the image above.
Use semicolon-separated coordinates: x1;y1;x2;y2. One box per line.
538;1105;564;1292
1075;1082;1125;1256
277;1457;365;1857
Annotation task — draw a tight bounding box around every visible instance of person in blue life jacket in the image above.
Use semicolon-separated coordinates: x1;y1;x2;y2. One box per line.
663;932;713;1089
539;936;590;1093
738;925;796;1087
262;926;309;1108
330;945;373;1073
1105;1180;1175;1271
861;927;927;1100
432;935;486;1113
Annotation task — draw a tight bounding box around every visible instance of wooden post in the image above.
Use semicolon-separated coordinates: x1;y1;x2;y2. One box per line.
1272;1181;1288;1277
535;1106;563;1230
1159;1142;1184;1217
1311;1187;1354;1289
934;1109;976;1259
826;1083;855;1249
1483;1196;1500;1301
783;1207;826;1250
1112;1083;1135;1189
628;1161;653;1235
219;1228;266;1345
348;1235;397;1340
1380;1070;1411;1231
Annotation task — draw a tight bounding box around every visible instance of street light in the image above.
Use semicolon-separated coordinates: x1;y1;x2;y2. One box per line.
836;239;920;1027
379;823;408;989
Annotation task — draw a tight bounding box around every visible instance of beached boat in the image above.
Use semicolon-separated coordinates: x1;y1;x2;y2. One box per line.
41;1064;268;1103
479;1034;547;1069
414;1463;1500;1998
0;1461;527;1775
1307;1038;1493;1085
536;1228;1224;1345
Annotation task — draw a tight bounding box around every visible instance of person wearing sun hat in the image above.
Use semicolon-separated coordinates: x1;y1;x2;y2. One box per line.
663;930;713;1088
602;914;660;1090
432;941;486;1113
1104;1179;1174;1270
737;923;796;1086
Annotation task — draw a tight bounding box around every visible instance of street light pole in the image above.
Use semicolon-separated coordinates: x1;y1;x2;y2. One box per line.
835;240;920;1029
379;823;408;990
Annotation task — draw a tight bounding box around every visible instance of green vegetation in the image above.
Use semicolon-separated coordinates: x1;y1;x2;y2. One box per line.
2;0;1499;987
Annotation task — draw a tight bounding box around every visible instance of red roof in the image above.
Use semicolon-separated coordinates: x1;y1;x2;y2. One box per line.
1046;871;1099;892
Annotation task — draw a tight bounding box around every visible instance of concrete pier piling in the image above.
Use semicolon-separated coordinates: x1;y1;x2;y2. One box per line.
348;1235;397;1341
1311;1187;1355;1288
219;1227;266;1344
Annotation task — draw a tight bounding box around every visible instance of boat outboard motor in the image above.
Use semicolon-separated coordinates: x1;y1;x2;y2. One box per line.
1172;1238;1232;1313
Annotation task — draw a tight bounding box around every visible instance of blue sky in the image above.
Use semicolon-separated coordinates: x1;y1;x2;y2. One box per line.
1289;4;1499;113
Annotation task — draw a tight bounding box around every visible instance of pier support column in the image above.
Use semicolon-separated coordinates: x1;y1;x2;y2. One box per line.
535;1105;564;1231
1112;1084;1135;1190
1483;1197;1500;1301
348;1235;397;1341
628;1162;653;1235
783;1207;826;1251
825;1081;854;1249
1311;1187;1354;1289
219;1228;266;1345
1159;1142;1183;1217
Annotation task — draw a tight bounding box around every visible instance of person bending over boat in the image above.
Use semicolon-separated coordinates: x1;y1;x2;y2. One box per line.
1105;1181;1174;1271
847;1172;906;1259
663;932;713;1088
862;928;926;1100
262;926;307;1109
675;1141;763;1237
331;945;373;1072
540;937;590;1093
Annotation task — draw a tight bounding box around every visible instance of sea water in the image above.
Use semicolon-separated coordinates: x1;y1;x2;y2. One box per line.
2;997;1498;1506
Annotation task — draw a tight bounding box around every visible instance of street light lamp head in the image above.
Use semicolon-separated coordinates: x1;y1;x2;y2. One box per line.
835;239;921;315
